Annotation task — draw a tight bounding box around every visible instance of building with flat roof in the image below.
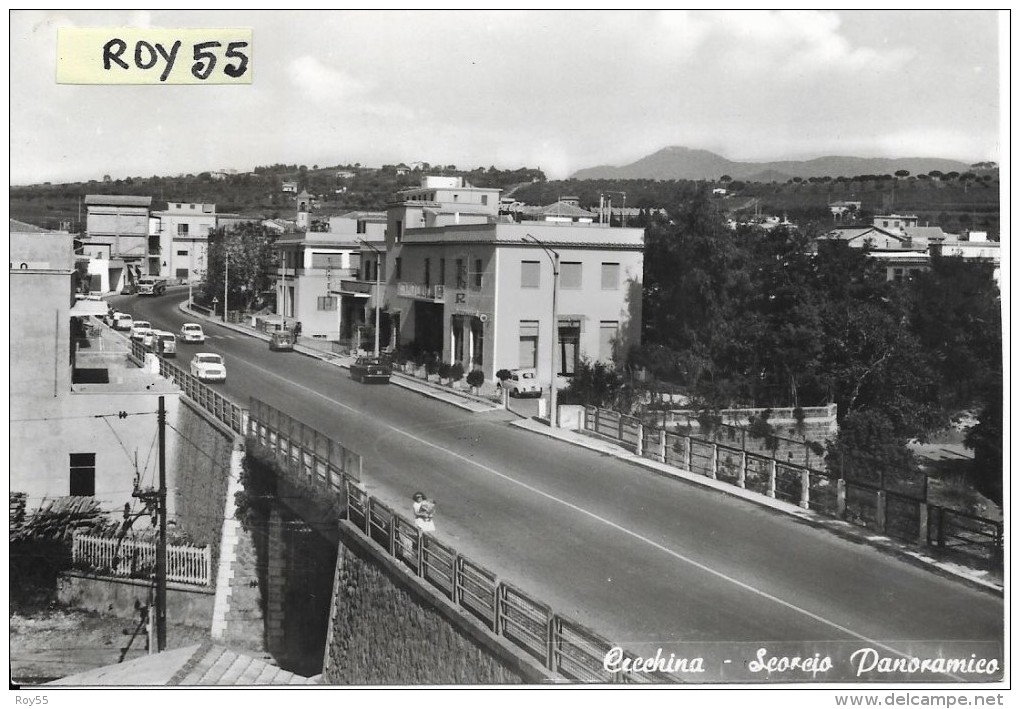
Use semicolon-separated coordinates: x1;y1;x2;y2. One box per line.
10;222;182;512
151;201;218;282
83;194;153;291
379;177;644;383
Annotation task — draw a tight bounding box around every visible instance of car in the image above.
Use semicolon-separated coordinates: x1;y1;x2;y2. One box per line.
140;329;160;348
507;368;541;398
153;331;177;357
269;329;295;351
129;320;152;341
180;323;206;344
112;313;134;331
190;353;226;382
349;356;391;384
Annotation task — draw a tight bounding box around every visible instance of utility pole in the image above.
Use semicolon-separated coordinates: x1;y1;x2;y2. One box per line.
524;234;559;427
156;395;167;651
223;249;229;323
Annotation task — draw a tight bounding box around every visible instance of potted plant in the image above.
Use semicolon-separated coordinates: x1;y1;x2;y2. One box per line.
450;362;465;388
467;369;485;395
438;362;452;384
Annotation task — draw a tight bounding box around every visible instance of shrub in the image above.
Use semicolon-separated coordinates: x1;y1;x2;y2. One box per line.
438;363;452;380
466;370;485;389
425;355;440;376
450;363;464;382
496;369;512;383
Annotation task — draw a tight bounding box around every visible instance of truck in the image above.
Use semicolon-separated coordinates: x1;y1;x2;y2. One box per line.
136;277;167;296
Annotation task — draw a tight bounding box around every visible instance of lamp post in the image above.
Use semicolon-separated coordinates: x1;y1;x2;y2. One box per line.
524;234;559;427
357;238;382;357
222;248;229;323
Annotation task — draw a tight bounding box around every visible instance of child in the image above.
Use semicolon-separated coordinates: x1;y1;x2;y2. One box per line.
412;492;436;534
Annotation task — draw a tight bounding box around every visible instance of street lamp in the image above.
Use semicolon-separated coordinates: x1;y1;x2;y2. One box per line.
523;233;559;428
222;248;229;322
357;238;382;357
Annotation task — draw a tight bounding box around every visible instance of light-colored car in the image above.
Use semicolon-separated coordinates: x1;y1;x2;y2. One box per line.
129;320;152;341
112;313;134;331
153;331;177;357
180;323;206;344
140;329;160;348
190;353;226;382
507;368;541;398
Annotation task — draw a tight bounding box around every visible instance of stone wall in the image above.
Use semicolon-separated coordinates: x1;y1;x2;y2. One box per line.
57;572;214;628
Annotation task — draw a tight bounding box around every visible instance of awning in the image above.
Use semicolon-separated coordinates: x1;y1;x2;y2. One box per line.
70;300;109;316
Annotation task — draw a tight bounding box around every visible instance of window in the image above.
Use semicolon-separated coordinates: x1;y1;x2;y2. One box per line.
311;253;339;269
601;262;620;290
189;204;195;210
481;195;488;206
474;258;483;288
424;258;431;288
395;257;402;279
317;296;337;311
176;250;188;256
561;262;582;289
599;321;619;362
69;453;95;496
177;224;189;236
395;220;403;243
439;258;446;286
519;321;539;368
521;261;540;288
176;268;189;279
364;261;371;281
455;258;467;289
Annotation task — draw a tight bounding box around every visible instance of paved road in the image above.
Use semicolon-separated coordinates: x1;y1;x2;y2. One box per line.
116;292;1004;682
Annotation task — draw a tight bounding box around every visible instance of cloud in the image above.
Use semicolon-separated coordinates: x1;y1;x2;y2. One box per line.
647;10;913;78
290;55;367;102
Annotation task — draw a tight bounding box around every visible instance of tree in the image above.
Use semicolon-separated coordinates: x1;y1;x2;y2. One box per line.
894;170;910;178
720;174;732;183
561;358;629;410
965;389;1002;504
826;409;917;489
202;223;277;314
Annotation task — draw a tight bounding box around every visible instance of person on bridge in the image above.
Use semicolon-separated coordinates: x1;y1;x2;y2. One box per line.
412;492;436;534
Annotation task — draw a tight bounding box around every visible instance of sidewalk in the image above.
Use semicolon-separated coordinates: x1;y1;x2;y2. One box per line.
180;304;502;414
510;417;1004;595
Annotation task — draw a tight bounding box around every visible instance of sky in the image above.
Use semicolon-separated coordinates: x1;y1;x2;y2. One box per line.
8;10;1004;185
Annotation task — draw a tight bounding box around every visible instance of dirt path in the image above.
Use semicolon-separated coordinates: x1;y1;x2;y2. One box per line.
10;608;212;684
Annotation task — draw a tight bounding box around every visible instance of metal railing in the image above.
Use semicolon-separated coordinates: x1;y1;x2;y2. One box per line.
72;531;212;586
243;402;672;683
583;406;1003;568
129;340;248;435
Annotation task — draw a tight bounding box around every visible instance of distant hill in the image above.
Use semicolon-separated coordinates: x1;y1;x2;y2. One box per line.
571;146;974;181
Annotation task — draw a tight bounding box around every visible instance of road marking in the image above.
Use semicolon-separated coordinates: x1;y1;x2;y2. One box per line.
230;357;962;675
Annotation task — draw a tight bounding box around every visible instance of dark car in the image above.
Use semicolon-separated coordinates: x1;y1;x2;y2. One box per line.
269;330;295;351
350;356;391;384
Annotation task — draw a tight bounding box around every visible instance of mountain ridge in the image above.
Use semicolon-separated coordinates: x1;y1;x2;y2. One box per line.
571;146;975;181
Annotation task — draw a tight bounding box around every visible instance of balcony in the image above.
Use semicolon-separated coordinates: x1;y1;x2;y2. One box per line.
397;282;445;302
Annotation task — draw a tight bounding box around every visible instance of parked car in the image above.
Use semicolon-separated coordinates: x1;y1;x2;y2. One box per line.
129;320;152;341
180;323;206;344
112;313;133;331
507;368;541;397
349;356;392;384
190;353;226;382
140;329;160;348
269;329;295;352
153;331;177;357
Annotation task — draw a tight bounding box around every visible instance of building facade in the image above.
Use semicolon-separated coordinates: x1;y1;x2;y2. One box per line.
151;202;218;281
83;194;153;291
10;223;182;512
275;233;361;339
381;177;644;383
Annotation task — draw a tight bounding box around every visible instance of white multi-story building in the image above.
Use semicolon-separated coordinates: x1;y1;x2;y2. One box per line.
151;202;217;281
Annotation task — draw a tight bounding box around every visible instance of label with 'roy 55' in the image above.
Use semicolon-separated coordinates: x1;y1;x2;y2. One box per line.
57;27;252;84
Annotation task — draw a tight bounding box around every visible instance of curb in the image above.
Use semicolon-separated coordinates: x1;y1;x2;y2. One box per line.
511;419;1004;597
177;302;502;414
